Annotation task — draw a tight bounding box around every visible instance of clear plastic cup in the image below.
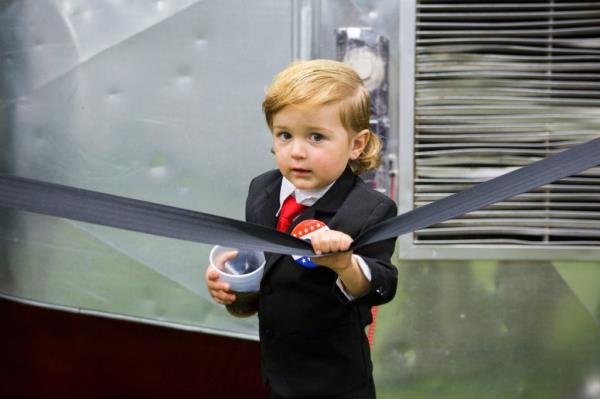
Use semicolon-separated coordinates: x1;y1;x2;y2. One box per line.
209;245;265;317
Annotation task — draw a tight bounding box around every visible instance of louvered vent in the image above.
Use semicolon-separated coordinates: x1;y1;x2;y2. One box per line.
414;0;600;246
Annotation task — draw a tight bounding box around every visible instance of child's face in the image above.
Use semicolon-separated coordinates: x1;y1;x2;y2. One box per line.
271;103;367;190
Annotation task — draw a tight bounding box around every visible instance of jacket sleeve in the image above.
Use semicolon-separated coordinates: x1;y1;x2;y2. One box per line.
351;198;398;307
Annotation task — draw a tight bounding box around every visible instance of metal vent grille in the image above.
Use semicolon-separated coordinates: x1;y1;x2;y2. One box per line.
414;0;600;246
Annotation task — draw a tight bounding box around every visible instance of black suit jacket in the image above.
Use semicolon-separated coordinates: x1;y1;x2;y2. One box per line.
245;166;398;398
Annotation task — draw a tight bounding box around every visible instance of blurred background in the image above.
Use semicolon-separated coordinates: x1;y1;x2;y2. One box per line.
1;1;599;398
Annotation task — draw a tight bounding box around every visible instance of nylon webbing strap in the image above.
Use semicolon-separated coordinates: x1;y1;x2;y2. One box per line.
1;137;599;255
352;137;600;249
0;175;314;256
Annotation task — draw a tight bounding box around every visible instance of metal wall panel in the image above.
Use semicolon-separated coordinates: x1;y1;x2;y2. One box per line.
0;0;292;338
374;259;600;399
1;1;599;398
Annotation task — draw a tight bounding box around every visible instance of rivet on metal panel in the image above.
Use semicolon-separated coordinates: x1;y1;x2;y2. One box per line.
150;165;168;179
149;154;169;179
177;177;193;196
72;7;93;20
155;0;166;12
194;36;206;48
107;88;121;99
175;67;193;87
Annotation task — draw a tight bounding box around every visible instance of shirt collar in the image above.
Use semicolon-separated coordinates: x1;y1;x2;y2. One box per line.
278;176;335;215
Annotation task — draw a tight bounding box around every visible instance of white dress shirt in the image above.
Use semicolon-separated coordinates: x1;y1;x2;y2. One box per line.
278;177;371;300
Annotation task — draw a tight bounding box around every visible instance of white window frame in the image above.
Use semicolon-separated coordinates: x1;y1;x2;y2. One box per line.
396;0;600;261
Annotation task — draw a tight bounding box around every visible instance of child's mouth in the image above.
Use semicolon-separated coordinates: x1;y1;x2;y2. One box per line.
292;168;311;176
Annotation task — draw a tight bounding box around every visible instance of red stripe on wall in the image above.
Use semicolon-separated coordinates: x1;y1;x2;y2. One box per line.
0;298;269;398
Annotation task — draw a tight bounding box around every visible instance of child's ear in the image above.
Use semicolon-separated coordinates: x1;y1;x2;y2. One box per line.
349;129;369;160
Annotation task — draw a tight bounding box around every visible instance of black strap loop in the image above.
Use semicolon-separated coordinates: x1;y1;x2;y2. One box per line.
1;137;599;255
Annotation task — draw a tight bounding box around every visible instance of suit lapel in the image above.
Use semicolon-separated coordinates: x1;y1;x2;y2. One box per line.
255;175;281;229
294;166;357;228
256;175;285;274
263;166;357;276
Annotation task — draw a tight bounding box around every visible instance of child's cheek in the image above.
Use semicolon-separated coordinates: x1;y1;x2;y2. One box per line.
312;148;343;174
274;147;288;168
309;152;329;173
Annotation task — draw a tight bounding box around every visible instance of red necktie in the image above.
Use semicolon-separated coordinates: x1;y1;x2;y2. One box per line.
277;196;307;232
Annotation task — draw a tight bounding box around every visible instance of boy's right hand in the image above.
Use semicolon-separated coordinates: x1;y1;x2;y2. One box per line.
205;251;238;305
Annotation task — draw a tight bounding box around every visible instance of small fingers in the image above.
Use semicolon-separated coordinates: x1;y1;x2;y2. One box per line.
312;231;353;255
205;264;236;304
207;278;231;292
214;250;239;268
206;265;220;281
211;289;237;305
206;265;228;287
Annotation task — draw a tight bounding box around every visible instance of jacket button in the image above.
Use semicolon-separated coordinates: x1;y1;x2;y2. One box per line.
264;329;274;338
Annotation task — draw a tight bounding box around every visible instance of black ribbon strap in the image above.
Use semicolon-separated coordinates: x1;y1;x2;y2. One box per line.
0;175;315;256
1;137;599;255
352;137;600;249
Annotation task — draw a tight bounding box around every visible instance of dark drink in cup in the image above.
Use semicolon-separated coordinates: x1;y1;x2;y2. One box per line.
210;246;265;318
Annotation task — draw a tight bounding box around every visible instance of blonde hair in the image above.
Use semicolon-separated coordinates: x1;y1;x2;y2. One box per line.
263;59;381;175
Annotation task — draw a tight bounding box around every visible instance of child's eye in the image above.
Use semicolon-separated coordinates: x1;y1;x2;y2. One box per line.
309;133;324;142
276;131;291;141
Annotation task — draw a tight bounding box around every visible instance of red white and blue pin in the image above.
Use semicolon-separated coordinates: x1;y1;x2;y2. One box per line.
290;219;330;268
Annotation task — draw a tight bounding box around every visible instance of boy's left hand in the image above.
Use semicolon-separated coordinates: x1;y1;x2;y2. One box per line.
309;229;371;298
309;229;354;273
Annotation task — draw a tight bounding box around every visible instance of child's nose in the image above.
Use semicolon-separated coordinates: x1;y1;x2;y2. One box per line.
290;140;307;158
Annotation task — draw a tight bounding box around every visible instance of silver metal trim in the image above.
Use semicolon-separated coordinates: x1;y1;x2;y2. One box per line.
292;0;320;60
398;0;418;259
0;293;259;342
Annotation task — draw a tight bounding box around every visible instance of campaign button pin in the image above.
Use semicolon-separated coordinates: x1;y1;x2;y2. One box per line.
290;219;329;268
